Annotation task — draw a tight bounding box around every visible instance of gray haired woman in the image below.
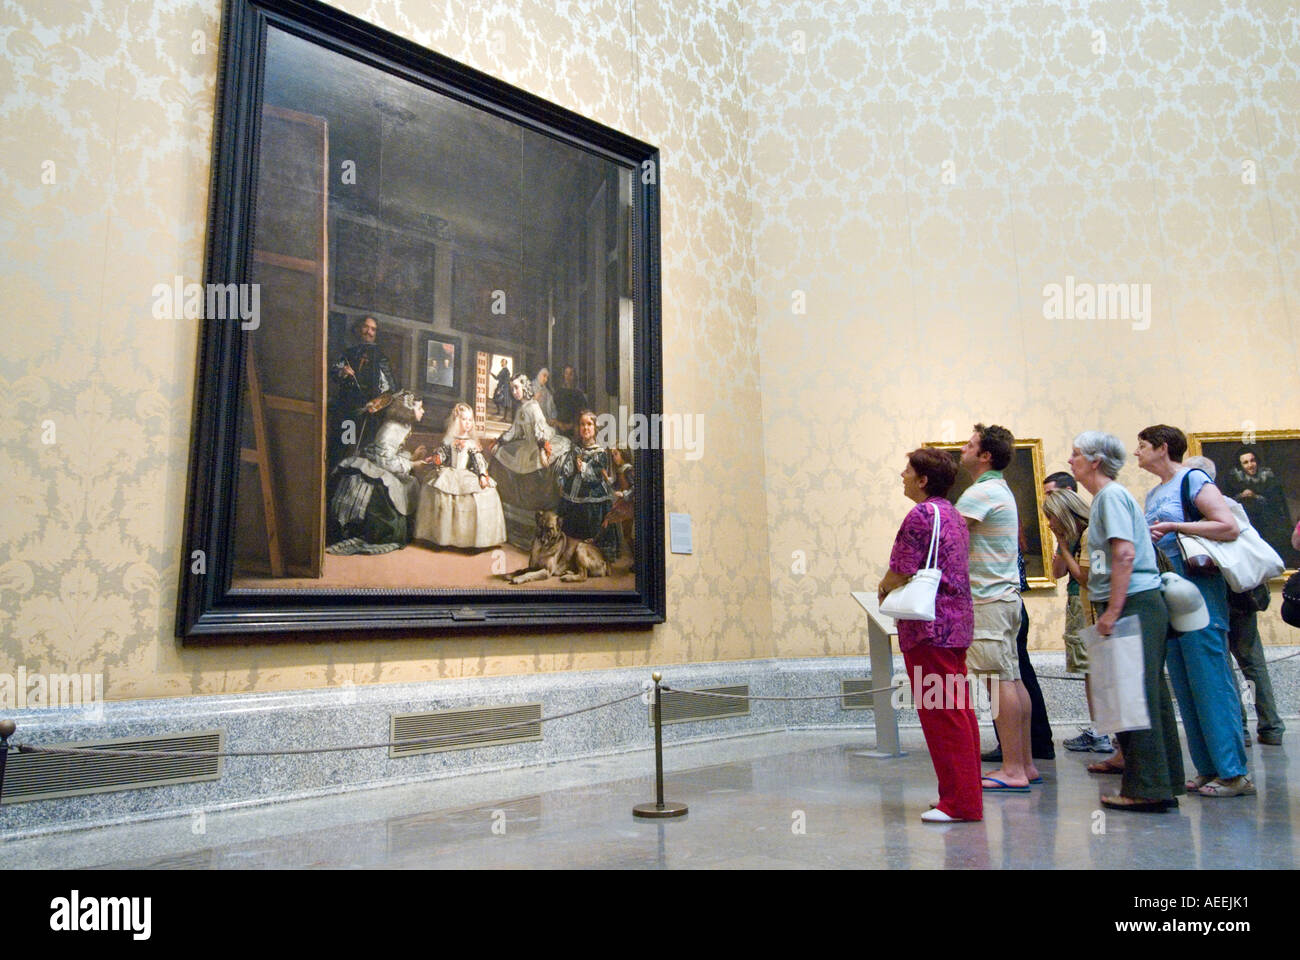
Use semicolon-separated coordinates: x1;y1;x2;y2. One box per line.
1068;431;1184;812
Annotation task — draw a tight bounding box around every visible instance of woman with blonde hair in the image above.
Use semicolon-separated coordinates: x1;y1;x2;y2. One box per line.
1043;489;1114;757
414;402;506;549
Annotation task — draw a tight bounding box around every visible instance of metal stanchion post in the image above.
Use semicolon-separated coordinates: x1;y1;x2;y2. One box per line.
633;673;687;819
0;720;14;804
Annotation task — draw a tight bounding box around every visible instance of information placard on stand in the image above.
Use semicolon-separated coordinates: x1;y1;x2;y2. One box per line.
850;591;904;758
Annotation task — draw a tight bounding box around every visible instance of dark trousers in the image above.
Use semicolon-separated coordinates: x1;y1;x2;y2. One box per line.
992;600;1055;756
1109;588;1186;800
1228;604;1285;735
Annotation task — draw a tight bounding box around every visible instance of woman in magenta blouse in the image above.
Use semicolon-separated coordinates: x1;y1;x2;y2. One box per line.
877;447;979;822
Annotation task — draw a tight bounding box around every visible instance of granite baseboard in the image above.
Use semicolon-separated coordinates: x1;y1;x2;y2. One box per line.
3;650;1296;839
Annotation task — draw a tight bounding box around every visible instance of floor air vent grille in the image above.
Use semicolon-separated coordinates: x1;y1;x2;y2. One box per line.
840;679;878;710
2;730;224;804
390;703;543;758
652;685;749;725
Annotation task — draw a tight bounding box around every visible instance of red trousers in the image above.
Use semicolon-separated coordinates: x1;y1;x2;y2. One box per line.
904;644;983;821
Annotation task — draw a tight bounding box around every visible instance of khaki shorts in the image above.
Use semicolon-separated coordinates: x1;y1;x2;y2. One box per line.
1063;594;1089;674
967;596;1021;681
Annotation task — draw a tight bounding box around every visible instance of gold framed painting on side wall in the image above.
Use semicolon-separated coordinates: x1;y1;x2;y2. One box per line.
923;438;1055;589
1187;429;1300;578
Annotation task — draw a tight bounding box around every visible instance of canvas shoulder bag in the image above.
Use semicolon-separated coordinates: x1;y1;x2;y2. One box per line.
881;503;943;622
1176;469;1284;592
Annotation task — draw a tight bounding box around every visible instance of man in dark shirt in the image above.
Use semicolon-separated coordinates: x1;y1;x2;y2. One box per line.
330;316;400;467
551;364;590;440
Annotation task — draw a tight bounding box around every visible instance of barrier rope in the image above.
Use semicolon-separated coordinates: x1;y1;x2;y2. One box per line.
9;690;644;761
7;651;1296;761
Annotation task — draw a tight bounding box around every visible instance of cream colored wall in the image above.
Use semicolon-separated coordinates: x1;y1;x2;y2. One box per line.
4;0;1298;703
747;0;1300;656
0;0;773;700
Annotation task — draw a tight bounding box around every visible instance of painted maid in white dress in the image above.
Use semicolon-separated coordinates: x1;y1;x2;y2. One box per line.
414;402;507;549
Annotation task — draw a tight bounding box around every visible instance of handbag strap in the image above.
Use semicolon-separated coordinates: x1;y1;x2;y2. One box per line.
1180;468;1211;522
922;502;942;570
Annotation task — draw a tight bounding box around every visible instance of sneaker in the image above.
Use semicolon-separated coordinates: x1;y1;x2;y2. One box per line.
1064;727;1097;752
1257;730;1283;746
1090;733;1115;753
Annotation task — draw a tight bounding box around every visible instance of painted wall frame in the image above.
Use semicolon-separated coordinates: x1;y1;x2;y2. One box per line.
1188;429;1300;577
923;438;1055;588
420;332;462;397
178;0;665;637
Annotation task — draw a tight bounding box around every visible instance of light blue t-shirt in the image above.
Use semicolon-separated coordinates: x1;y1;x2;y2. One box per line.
1087;481;1163;603
1145;467;1212;562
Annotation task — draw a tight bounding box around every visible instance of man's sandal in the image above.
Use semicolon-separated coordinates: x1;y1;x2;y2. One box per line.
1185;775;1213;792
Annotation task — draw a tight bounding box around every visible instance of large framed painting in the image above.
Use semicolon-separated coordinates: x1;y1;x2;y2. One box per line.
178;0;665;636
1188;429;1300;576
923;438;1055;588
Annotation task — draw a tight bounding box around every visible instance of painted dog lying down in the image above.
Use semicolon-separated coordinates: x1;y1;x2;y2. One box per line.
506;510;608;583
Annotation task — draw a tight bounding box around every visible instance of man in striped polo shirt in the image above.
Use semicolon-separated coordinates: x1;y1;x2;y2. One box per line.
957;424;1038;791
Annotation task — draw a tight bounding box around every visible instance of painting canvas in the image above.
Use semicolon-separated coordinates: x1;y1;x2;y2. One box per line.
178;0;665;636
924;439;1054;587
1188;430;1300;575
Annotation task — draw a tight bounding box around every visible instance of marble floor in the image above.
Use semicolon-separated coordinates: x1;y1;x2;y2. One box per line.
4;727;1297;869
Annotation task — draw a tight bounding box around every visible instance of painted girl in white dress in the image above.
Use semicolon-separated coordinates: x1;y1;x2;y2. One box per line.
414;403;507;549
487;374;570;511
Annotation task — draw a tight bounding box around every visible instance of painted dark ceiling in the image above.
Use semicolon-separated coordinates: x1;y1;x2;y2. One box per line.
261;25;610;266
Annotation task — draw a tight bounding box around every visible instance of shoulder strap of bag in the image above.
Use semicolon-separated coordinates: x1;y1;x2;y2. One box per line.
924;502;942;569
1180;468;1209;522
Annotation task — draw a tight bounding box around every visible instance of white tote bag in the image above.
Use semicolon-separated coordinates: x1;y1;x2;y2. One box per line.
1083;615;1150;734
1181;499;1284;592
880;504;943;622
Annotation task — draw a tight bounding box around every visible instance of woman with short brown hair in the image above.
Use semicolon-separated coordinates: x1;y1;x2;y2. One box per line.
877;447;980;822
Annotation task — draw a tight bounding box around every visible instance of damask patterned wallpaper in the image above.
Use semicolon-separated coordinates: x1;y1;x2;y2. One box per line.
1;0;1297;701
748;0;1300;655
0;0;772;699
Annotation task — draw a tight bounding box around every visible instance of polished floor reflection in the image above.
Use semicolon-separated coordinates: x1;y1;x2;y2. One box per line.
6;728;1297;869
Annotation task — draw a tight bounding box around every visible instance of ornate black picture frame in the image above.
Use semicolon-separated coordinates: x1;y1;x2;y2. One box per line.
178;0;665;637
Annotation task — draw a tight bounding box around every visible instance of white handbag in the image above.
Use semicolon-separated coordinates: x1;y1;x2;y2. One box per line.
1180;499;1284;592
881;503;943;622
